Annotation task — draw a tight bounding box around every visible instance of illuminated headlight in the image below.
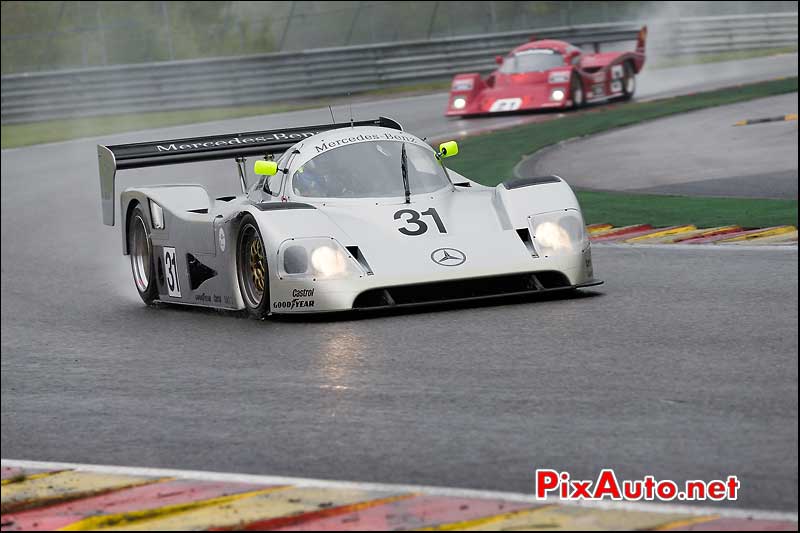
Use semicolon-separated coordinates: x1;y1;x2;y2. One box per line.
452;79;474;91
311;246;349;277
530;210;588;257
550;89;566;102
278;238;364;280
149;200;164;229
452;97;467;110
548;72;570;84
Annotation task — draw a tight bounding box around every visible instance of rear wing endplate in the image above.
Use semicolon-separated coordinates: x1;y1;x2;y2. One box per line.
98;116;402;225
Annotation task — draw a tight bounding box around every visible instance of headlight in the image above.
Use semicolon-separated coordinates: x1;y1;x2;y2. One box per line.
548;72;570;84
536;222;572;251
278;238;364;280
311;245;349;277
149;200;164;229
282;245;308;274
530;210;588;257
452;97;467;109
550;89;566;102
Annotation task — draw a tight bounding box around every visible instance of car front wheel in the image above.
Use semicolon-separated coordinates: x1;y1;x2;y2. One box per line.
570;74;584;109
237;215;270;319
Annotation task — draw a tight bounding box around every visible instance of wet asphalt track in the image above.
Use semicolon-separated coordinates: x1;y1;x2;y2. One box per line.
1;54;798;512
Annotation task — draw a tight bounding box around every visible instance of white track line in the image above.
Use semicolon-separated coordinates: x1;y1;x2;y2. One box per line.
2;459;796;523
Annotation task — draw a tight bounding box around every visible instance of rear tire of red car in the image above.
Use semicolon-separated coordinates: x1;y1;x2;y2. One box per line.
621;61;636;100
570;74;584;109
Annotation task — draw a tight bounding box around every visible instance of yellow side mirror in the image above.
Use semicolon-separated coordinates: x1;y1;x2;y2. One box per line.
438;141;459;158
254;160;278;176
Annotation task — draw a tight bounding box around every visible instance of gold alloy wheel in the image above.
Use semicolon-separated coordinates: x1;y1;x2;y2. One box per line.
239;221;268;310
249;236;266;294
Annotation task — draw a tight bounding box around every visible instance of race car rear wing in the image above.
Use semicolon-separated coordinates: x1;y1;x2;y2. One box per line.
98;116;402;226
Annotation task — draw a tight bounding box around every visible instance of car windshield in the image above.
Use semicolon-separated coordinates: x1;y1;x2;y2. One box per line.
292;141;450;198
499;49;564;73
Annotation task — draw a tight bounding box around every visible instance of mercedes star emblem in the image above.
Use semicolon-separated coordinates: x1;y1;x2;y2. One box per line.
431;247;467;267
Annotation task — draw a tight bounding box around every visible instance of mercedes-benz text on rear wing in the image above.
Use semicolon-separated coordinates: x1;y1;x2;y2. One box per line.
97;117;403;226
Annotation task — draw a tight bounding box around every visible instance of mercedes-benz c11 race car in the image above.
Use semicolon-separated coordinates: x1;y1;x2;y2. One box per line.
98;117;601;317
446;27;647;116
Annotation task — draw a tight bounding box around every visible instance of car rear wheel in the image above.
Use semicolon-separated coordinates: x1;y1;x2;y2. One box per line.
570;74;584;109
128;205;158;305
621;61;635;100
237;215;270;319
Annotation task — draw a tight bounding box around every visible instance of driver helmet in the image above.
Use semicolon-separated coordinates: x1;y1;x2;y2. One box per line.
294;159;325;196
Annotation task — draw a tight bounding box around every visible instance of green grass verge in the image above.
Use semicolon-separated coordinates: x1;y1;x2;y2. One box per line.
0;81;451;150
650;47;797;69
2;103;314;149
445;76;798;228
576;191;797;229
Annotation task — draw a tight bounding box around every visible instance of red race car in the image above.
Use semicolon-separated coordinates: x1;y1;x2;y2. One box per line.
446;27;647;116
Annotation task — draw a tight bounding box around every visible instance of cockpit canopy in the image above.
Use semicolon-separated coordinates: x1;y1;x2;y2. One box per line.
292;140;451;199
498;49;565;74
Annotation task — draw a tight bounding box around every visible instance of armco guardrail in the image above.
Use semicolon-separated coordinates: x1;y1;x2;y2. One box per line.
658;12;798;55
1;13;796;124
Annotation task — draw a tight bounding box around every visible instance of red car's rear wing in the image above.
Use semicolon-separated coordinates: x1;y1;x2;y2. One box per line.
97;117;402;225
636;25;647;54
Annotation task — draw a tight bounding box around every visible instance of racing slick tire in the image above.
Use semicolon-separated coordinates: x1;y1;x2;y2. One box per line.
237;214;270;319
621;61;636;100
128;205;158;305
570;74;585;109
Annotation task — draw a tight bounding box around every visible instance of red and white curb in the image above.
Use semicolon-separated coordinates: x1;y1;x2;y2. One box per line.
587;223;798;245
1;460;797;531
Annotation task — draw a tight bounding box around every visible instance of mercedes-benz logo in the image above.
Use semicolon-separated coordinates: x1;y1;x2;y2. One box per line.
431;247;466;267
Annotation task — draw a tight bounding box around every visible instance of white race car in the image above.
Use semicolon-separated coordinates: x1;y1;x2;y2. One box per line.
98;117;600;317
